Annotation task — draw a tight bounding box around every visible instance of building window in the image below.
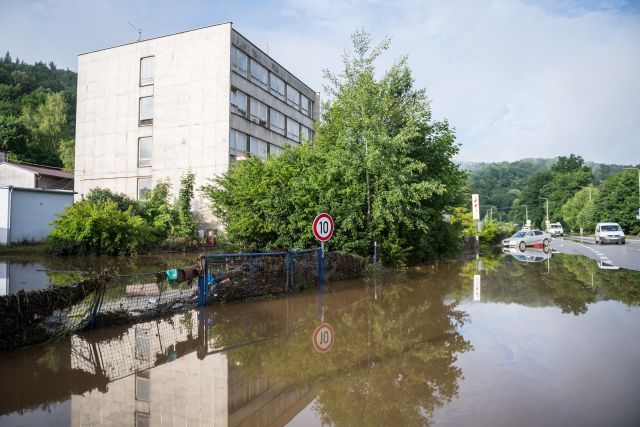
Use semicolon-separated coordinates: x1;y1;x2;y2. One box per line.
250;137;268;159
270;109;285;135
249;98;268;126
301;95;311;117
250;59;268;90
140;56;154;86
269;144;284;156
270;73;285;101
230;88;247;117
231;47;248;78
300;125;311;142
230;129;248;158
138;137;152;167
135;371;150;402
139;96;153;126
286;85;300;110
287;118;300;142
137;177;152;200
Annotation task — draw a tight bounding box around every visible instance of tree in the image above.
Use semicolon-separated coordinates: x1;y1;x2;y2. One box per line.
204;31;466;264
561;186;598;232
172;171;198;239
594;170;640;235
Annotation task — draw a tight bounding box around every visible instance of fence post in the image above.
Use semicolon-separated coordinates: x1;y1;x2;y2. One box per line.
285;251;290;293
317;247;324;285
87;278;107;330
198;258;207;307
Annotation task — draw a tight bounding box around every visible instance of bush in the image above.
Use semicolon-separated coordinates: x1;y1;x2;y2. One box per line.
46;200;156;255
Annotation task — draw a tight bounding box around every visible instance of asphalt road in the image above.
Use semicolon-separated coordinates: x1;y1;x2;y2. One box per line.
550;236;640;271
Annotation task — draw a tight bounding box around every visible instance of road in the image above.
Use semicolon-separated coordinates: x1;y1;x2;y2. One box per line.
550;236;640;271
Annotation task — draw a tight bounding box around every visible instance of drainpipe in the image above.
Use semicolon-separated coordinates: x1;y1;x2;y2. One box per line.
6;186;13;246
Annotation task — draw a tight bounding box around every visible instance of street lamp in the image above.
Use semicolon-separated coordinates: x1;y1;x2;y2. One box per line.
539;197;549;224
623;167;640;220
521;204;528;224
582;186;592;202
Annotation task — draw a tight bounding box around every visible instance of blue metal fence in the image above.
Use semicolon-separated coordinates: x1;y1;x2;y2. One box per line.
198;248;323;306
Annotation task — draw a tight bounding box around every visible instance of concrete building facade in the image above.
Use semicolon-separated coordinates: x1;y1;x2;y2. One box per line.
75;23;319;226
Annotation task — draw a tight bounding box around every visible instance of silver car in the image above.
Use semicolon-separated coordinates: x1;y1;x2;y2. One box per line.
502;229;551;252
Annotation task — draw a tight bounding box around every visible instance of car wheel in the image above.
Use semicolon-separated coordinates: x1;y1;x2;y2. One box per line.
622;241;626;245
519;241;526;252
543;238;549;247
595;238;598;245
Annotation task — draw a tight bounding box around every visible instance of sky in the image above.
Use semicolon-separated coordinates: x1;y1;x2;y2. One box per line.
1;0;639;164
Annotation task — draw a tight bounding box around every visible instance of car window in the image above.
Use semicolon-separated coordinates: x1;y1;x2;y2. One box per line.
513;232;526;238
526;232;534;237
535;231;543;236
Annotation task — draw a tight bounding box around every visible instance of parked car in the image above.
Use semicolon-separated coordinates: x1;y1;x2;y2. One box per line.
595;222;625;245
502;246;551;263
547;222;564;237
502;229;551;252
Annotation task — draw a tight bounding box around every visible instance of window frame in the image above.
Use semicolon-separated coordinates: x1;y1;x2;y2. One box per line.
287;118;300;142
138;136;152;167
231;47;249;78
138;96;153;126
230;88;248;117
269;109;286;135
269;73;286;101
139;56;154;87
286;85;300;110
137;177;152;200
249;98;268;126
249;59;268;90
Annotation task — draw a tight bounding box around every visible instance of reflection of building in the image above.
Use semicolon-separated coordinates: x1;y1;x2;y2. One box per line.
70;311;314;426
0;261;50;296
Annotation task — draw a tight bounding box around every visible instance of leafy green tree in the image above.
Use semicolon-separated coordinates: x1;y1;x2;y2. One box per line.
173;171;198;239
204;31;465;264
561;186;598;232
57;138;74;171
594;169;640;235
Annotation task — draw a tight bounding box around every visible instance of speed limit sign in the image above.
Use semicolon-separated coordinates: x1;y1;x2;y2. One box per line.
312;323;334;353
313;213;334;241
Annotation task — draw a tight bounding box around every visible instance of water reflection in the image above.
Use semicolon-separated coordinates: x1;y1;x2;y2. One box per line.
0;253;202;295
0;254;639;426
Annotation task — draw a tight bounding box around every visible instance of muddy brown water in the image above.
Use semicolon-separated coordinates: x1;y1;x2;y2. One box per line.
0;252;639;426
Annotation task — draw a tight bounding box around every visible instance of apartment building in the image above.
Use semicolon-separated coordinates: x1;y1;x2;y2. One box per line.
75;22;319;225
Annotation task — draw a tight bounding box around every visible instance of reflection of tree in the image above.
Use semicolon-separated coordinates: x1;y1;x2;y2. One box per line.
210;272;472;426
452;252;640;315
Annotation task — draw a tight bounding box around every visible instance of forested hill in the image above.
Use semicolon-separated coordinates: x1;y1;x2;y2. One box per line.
0;52;77;170
463;158;629;213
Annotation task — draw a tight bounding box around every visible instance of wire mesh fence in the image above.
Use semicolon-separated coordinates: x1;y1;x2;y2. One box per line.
1;248;368;351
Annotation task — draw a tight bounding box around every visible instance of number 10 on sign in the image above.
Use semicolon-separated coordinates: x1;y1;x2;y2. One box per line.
313;213;334;242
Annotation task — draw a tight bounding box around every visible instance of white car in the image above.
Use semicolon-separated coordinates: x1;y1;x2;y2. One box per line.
502;229;552;252
547;222;564;237
595;222;625;245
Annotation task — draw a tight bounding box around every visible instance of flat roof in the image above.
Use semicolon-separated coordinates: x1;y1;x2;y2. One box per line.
78;22;232;57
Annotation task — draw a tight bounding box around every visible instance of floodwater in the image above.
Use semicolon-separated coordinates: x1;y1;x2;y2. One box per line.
1;251;639;426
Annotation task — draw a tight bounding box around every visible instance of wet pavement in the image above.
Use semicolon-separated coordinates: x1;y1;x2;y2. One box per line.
0;251;639;426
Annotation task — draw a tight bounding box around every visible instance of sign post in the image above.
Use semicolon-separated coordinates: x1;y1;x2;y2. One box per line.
313;213;334;285
472;194;480;246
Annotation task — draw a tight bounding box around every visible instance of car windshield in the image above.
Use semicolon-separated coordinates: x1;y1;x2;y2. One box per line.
512;231;526;238
601;225;621;231
551;225;561;229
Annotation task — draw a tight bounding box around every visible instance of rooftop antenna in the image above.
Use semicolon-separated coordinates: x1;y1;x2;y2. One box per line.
126;20;142;42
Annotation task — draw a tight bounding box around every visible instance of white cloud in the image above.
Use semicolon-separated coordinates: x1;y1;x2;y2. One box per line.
1;0;638;163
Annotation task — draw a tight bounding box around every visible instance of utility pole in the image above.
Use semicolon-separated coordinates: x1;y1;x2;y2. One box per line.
539;197;549;230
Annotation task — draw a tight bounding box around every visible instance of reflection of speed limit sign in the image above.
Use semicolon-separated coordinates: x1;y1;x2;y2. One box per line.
312;213;334;241
312;323;334;353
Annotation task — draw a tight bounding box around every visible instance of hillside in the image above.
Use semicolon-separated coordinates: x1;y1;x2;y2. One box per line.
0;52;77;169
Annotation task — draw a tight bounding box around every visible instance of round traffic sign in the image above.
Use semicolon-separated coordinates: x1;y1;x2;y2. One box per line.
313;213;334;241
312;322;334;353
